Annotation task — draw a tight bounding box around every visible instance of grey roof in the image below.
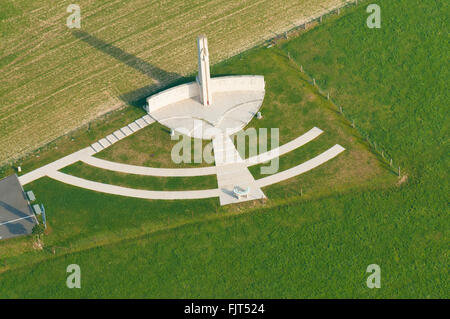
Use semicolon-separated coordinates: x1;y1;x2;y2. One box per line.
0;174;37;240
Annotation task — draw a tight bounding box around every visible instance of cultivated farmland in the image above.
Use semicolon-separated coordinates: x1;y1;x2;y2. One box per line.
0;0;348;165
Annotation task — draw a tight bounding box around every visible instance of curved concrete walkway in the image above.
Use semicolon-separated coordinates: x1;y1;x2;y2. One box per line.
46;171;220;200
18;123;344;204
245;127;323;166
82;156;218;177
256;144;346;187
80;127;323;176
42;145;344;201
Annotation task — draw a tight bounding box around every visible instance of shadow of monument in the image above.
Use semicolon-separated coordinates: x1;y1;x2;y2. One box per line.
72;30;193;108
119;76;196;108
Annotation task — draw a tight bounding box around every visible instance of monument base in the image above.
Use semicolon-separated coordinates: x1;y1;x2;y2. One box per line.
146;75;265;140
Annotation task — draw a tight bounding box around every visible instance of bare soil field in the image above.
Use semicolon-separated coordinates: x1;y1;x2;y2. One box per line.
0;0;348;165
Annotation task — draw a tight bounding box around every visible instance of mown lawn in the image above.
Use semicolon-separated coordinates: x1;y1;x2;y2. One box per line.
95;121;213;168
0;183;446;298
61;161;218;190
0;0;447;298
0;177;221;272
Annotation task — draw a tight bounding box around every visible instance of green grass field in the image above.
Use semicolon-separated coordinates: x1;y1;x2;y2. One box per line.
95;121;212;168
0;0;447;298
61;161;218;190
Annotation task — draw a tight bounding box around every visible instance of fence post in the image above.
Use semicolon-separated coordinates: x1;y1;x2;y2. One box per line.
390;158;393;167
313;78;316;86
300;65;303;72
398;166;401;176
352;119;355;128
327;92;330;100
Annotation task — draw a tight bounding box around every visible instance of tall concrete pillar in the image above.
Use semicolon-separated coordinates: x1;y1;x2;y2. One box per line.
197;35;212;106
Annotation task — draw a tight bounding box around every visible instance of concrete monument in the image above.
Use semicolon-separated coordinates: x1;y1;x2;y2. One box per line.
146;36;266;140
197;35;213;106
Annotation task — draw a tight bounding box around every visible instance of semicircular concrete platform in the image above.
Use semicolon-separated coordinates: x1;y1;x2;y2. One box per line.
146;75;265;139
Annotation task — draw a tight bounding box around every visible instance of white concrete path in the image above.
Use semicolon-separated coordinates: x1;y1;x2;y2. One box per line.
245;127;323;166
80;127;323;176
19;147;95;185
82;156;217;177
17;122;344;204
89;115;155;154
19;115;155;186
47;171;220;200
21;144;344;201
40;144;344;202
213;134;265;205
256;144;346;187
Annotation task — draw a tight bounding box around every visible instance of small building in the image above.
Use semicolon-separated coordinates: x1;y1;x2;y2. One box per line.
0;174;38;240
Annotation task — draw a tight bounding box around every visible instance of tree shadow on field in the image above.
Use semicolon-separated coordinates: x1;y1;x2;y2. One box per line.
72;30;194;108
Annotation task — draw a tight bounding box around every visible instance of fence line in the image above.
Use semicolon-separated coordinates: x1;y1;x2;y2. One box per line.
283;54;399;176
263;0;367;48
267;0;402;176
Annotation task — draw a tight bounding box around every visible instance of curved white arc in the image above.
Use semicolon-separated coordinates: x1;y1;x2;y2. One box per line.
80;127;323;176
245;127;323;166
82;156;217;177
256;144;346;188
45;145;345;201
46;171;220;200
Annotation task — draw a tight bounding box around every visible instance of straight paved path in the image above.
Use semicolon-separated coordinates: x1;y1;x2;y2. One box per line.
213;134;265;205
18;115;155;185
19;147;95;185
